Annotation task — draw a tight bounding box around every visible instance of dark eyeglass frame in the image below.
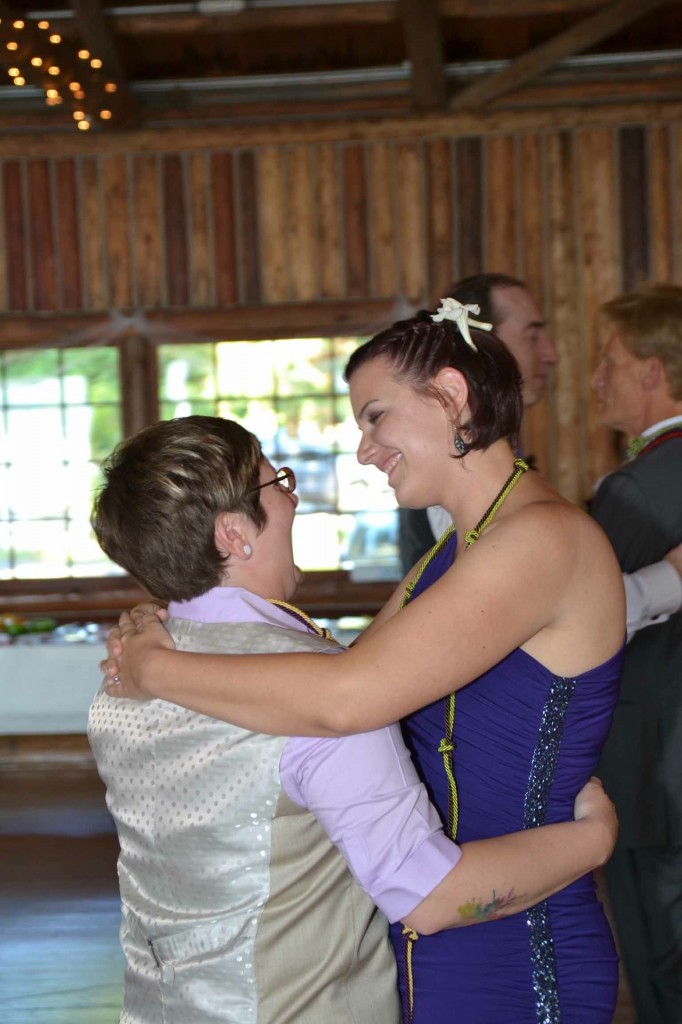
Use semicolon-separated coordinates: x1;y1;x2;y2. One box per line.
251;466;296;494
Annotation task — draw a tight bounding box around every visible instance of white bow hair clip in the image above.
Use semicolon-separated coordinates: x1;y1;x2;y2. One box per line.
430;297;493;351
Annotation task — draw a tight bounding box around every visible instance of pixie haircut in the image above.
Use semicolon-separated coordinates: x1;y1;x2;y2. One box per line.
91;416;265;602
602;283;682;400
344;310;523;454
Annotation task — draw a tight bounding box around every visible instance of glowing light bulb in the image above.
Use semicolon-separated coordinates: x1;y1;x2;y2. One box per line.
50;34;61;44
6;42;18;51
8;67;19;77
31;57;43;67
13;76;25;86
90;58;102;69
104;82;117;94
100;109;112;120
37;21;50;30
73;110;85;121
78;49;90;60
12;20;24;29
77;120;91;131
48;66;60;76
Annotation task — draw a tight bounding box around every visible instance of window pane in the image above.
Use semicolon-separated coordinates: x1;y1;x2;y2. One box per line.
0;347;123;580
157;337;401;579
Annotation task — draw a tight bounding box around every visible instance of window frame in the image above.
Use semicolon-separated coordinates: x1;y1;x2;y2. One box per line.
0;301;400;621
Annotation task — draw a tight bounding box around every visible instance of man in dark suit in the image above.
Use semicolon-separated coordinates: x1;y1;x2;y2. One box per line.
591;284;682;1024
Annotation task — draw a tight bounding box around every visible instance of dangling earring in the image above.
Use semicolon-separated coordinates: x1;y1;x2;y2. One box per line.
243;544;252;557
453;431;467;456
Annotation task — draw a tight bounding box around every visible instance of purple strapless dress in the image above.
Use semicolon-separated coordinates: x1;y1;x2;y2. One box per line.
390;531;622;1023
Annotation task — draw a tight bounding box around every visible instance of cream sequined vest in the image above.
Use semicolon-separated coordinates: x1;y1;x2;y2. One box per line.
88;616;399;1024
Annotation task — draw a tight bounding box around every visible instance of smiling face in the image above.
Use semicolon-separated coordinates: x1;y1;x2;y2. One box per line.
591;329;648;436
493;286;557;407
350;357;456;508
248;459;302;599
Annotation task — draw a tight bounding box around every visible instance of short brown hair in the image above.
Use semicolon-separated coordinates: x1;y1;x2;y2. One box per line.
445;273;527;329
344;310;522;455
91;416;265;601
602;284;682;400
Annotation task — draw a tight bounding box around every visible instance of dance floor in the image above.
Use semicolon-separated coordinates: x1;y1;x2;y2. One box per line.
0;739;638;1023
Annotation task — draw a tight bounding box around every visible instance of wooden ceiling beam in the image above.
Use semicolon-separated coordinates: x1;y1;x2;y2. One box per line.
450;0;672;111
46;1;610;38
400;0;447;111
67;0;139;124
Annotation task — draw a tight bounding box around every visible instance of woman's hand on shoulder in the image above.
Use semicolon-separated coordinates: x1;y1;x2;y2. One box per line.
100;602;172;700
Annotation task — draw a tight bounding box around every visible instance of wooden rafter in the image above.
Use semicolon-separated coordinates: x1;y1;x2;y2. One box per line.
67;0;139;124
400;0;447;111
46;1;610;37
450;0;672;111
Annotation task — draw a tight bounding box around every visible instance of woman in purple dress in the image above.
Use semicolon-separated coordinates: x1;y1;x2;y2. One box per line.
104;302;624;1022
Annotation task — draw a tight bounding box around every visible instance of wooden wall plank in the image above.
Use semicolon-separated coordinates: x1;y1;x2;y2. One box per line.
485;135;517;274
396;141;427;304
577;127;621;495
425;137;454;301
259;146;289;303
518;133;552;479
27;161;57;312
132;154;163;309
187;151;213;307
211;152;238;306
316;143;344;299
3;162;28;312
368;142;397;299
79;157;107;311
287;146;317;302
102;155;132;309
55;159;82;310
619;125;650;291
0;165;6;312
343;144;370;298
236;150;261;305
456;137;484;279
648;124;674;283
163;154;189;307
547;131;582;504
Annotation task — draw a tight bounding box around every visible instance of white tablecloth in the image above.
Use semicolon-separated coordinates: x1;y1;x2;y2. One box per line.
0;643;104;734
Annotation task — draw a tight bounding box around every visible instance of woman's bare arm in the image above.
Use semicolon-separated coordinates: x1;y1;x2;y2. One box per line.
105;504;624;737
405;778;616;933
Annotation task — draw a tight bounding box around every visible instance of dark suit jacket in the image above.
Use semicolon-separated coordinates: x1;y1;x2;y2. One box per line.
591;437;682;848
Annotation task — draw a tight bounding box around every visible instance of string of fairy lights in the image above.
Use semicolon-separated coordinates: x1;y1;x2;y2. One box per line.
0;13;121;130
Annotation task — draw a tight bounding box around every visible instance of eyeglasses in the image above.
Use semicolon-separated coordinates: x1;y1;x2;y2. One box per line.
251;466;296;494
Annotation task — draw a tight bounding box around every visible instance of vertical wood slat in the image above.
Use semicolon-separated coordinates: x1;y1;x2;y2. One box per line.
485;135;517;274
619;125;650;291
287;146;317;302
673;125;682;284
55;160;82;310
0;164;6;313
456;137;484;279
80;157;107;311
316;143;344;299
27;161;57;312
368;142;397;299
236;150;261;305
578;128;620;496
547;131;582;504
187;151;213;307
425;137;454;301
648;124;674;283
343;144;369;298
163;154;189;307
132;154;162;309
102;155;132;310
3;162;28;312
211;152;238;306
518;133;552;479
259;146;289;303
396;141;427;304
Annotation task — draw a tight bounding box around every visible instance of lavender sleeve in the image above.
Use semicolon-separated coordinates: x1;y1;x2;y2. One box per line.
279;724;461;923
